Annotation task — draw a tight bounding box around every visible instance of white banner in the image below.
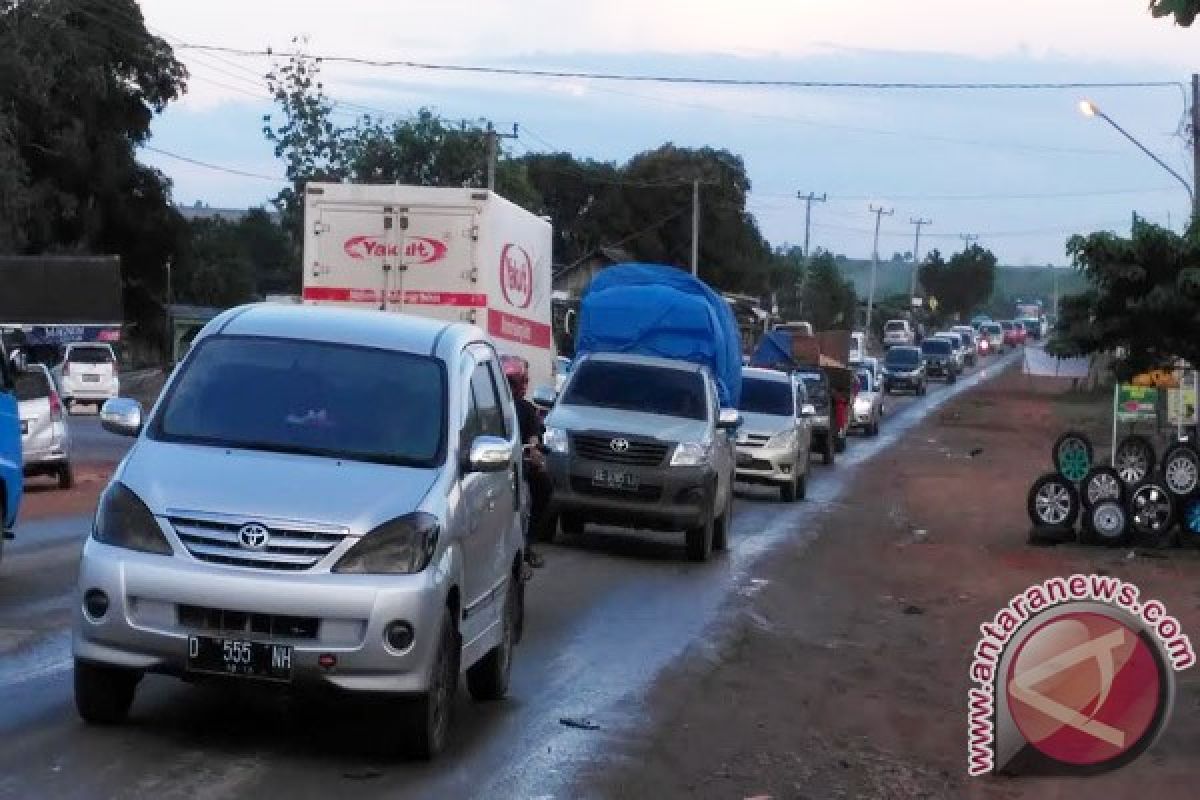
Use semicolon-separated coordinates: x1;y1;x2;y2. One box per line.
1023;347;1090;378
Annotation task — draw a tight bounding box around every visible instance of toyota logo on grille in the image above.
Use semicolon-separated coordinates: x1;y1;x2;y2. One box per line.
237;523;271;551
610;438;631;453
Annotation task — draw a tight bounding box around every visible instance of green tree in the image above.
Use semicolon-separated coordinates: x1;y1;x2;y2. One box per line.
1149;0;1198;25
0;0;188;344
1051;217;1200;378
800;250;857;330
918;245;996;319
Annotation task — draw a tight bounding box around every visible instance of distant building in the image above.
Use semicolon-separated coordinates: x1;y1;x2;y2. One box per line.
178;203;281;225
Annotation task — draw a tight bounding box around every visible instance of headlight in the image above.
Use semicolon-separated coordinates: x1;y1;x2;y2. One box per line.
854;398;870;413
92;482;172;555
333;512;440;575
543;427;568;454
765;429;797;449
670;441;712;467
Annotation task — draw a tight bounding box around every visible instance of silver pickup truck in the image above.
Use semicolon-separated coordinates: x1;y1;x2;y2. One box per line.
542;352;738;562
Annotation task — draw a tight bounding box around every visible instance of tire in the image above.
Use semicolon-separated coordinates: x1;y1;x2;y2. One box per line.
558;513;585;537
1160;443;1200;499
713;493;731;552
795;470;807;500
466;571;517;702
685;503;715;562
1052;431;1093;483
58;463;75;491
74;660;140;725
918;382;927;396
834;433;847;454
1081;466;1124;509
1114;434;1156;486
780;477;797;503
869;416;880;436
948;372;957;384
1026;473;1080;529
401;608;458;760
1128;479;1177;547
1087;499;1131;547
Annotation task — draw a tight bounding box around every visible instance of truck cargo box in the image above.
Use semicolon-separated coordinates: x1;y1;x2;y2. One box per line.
302;184;554;388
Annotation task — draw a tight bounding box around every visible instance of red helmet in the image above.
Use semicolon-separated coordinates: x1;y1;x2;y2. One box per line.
500;355;529;395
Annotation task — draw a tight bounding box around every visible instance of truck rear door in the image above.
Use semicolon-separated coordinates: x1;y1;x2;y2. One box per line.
306;202;480;322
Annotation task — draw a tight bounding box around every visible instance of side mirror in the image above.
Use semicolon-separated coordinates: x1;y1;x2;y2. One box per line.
100;398;144;437
530;385;557;410
800;403;817;417
717;408;741;430
465;435;512;473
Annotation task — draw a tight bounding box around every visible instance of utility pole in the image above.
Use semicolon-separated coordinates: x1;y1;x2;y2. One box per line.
485;122;519;191
908;217;931;307
959;233;979;251
691;179;701;277
866;205;894;335
797;191;827;259
164;259;173;364
1192;73;1199;223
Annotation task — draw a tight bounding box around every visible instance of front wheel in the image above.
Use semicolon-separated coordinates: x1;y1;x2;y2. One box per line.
834;433;847;454
780;476;797;503
685;505;714;562
822;435;835;466
74;660;140;725
401;609;459;759
713;493;731;551
58;463;75;490
467;572;518;702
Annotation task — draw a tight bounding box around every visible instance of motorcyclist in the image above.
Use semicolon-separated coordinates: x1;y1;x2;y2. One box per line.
501;355;549;568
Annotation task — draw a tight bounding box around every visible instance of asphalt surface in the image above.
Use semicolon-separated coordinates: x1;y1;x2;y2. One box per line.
64;412;135;465
0;354;1017;800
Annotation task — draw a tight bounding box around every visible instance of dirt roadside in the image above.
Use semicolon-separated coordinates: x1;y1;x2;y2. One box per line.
19;462;113;521
580;366;1200;799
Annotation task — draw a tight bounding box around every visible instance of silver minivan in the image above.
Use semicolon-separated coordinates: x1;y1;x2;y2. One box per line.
16;364;73;488
74;305;526;758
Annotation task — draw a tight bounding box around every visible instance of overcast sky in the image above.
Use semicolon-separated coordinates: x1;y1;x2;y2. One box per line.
139;0;1200;266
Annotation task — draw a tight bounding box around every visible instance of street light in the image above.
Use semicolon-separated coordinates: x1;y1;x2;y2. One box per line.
1078;98;1195;211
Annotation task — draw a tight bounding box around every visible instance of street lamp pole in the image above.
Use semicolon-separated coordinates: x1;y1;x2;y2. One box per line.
1079;99;1196;218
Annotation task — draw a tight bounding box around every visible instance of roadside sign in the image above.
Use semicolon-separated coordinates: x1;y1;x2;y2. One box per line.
1116;384;1158;423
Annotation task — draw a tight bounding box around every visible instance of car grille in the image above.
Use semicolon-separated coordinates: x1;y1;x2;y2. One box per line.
178;604;319;639
169;513;349;571
738;434;771;448
738;457;774;471
572;434;669;466
570;476;663;501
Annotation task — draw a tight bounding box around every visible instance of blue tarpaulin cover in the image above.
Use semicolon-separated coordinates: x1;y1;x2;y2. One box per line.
749;330;796;372
576;264;743;407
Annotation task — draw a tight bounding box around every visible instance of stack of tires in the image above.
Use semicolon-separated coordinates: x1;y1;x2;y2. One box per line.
1027;431;1200;548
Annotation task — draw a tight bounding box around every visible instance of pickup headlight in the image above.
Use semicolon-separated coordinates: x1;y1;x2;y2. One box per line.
543;427;568;454
670;441;713;467
765;429;798;450
93;482;172;555
334;512;440;575
854;397;871;413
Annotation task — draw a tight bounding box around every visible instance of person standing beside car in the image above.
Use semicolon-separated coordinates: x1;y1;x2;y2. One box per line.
501;355;549;568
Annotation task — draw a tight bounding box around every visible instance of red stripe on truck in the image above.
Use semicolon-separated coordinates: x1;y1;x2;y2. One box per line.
302;287;487;306
487;309;551;349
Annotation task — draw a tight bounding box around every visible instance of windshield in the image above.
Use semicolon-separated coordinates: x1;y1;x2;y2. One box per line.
857;371;872;392
1000;321;1014;331
153;336;447;466
68;345;114;364
983;324;1002;335
885;348;920;368
922;339;952;355
563;360;707;420
15;369;51;402
885;321;906;331
739;377;794;416
795;371;828;406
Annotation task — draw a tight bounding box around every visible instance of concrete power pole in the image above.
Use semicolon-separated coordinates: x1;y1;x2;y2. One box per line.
959;233;979;251
866;205;894;335
691;179;701;277
797;191;827;259
485;123;519;191
908;217;931;307
1193;73;1199;223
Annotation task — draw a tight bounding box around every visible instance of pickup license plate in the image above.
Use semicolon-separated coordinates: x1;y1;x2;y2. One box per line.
187;636;293;682
592;467;639;491
82;374;100;383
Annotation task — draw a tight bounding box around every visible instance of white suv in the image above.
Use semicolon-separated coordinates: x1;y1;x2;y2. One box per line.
882;320;915;348
55;342;119;411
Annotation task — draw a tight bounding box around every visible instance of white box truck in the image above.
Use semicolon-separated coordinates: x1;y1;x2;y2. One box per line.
302;183;555;388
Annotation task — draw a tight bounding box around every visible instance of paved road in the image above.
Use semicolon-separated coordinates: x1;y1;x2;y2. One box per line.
64;412;135;465
0;354;1016;800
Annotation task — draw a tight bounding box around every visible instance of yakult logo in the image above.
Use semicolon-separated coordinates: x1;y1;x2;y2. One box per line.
343;235;448;264
499;244;534;309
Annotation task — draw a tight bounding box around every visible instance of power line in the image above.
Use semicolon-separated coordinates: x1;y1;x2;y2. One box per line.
175;45;1182;92
141;146;283;183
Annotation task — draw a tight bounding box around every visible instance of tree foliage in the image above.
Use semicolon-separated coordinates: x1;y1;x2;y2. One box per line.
918;245;997;319
174;210;294;307
1149;0;1199;26
800;251;858;331
0;0;188;340
1051;218;1200;378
